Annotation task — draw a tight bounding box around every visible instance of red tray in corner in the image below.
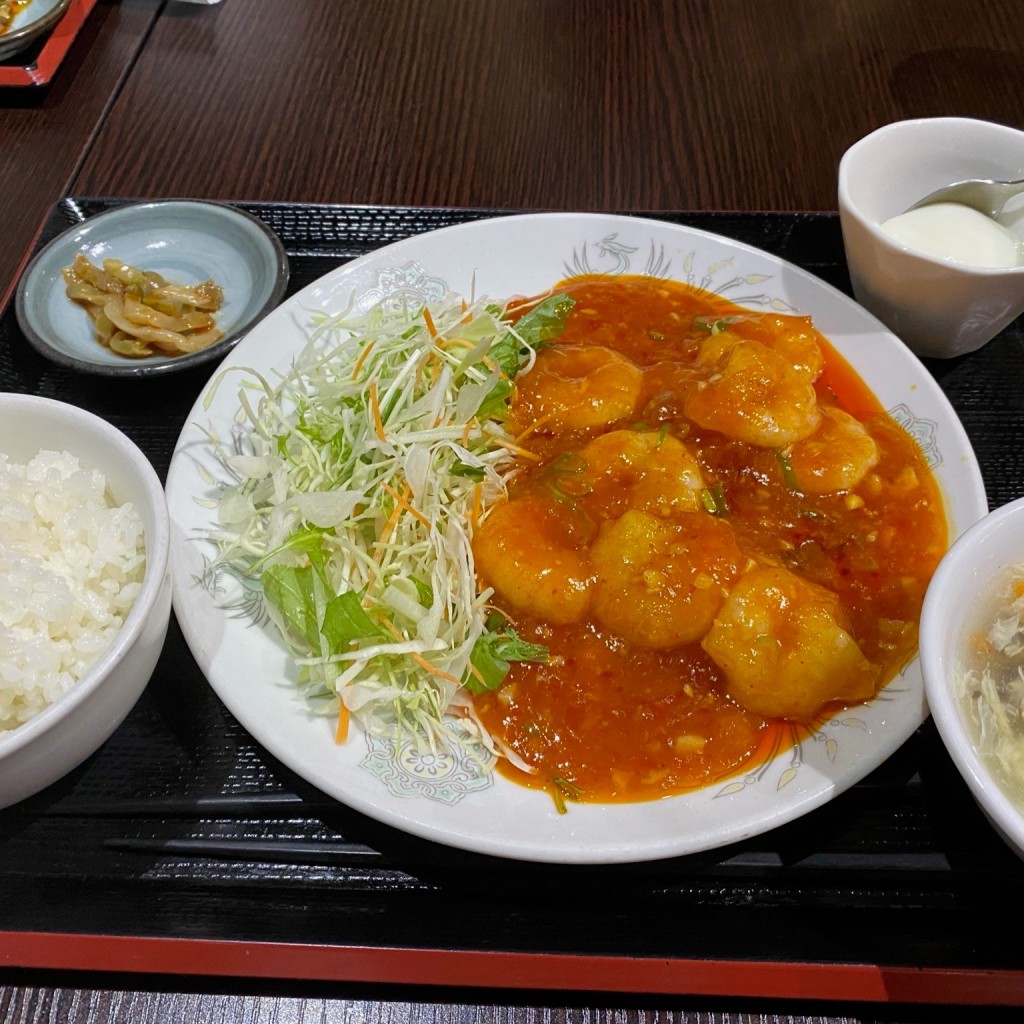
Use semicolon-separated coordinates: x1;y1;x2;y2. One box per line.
0;0;98;88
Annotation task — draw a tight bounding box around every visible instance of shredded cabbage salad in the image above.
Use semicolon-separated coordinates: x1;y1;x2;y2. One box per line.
205;287;574;755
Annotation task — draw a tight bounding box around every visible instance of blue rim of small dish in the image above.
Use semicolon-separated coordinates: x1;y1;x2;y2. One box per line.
15;200;290;379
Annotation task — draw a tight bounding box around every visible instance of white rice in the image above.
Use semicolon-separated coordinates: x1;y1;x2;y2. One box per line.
0;450;146;731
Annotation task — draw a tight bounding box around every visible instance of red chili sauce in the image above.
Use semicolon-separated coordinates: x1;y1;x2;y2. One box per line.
472;275;947;805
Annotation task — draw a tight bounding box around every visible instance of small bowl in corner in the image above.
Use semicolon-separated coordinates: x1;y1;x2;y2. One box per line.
15;200;289;379
920;495;1024;861
0;0;73;62
0;393;171;810
838;117;1024;360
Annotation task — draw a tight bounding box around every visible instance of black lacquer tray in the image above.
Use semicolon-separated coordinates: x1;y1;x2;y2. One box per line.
2;200;1024;1005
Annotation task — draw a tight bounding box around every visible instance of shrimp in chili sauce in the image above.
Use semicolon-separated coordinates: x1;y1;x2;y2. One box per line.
511;344;643;434
590;509;743;648
473;493;595;625
699;316;825;384
471;274;947;804
684;340;821;447
702;566;879;722
572;429;706;520
785;405;880;495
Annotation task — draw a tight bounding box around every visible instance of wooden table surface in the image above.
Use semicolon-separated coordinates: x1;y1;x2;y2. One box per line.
0;0;162;306
4;0;1024;1019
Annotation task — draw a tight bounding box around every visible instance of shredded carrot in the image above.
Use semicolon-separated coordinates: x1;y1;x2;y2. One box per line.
381;617;461;684
423;307;438;339
470;482;482;532
377;502;404;550
408;650;460;685
462;417;475;447
369;380;386;442
468;662;488;689
381;480;432;531
482;355;507;379
377;483;413;550
491;437;543;461
515;412;556;443
335;702;350;743
380;617;405;641
421;352;438;385
436;336;470;351
350;340;376;381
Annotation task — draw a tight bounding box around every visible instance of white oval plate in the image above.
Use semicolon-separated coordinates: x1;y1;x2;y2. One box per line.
166;212;988;864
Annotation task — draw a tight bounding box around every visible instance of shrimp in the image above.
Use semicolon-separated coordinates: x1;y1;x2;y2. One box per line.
684;340;821;447
564;429;706;520
701;566;879;721
785;405;880;494
639;362;703;425
697;315;824;384
765;317;825;384
590;509;743;648
473;494;595;625
512;344;643;434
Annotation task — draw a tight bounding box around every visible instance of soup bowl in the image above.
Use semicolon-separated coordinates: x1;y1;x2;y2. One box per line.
920;495;1024;861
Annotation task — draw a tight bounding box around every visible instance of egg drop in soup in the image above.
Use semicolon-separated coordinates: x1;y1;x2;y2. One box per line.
956;564;1024;807
471;275;948;805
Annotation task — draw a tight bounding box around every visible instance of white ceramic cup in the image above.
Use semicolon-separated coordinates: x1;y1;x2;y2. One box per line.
838;117;1024;359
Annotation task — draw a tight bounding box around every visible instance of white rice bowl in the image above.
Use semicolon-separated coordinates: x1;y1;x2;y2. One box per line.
0;394;170;809
0;449;146;729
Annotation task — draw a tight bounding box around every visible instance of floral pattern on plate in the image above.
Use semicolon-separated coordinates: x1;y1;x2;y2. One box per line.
361;725;494;804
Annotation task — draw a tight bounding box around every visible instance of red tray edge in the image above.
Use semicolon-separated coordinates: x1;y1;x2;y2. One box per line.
0;0;99;87
2;931;1023;1006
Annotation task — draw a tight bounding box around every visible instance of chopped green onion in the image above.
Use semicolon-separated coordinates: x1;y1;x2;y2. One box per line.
700;482;729;516
694;315;737;335
545;451;593;502
552;452;588;474
775;450;803;493
551;776;583;814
